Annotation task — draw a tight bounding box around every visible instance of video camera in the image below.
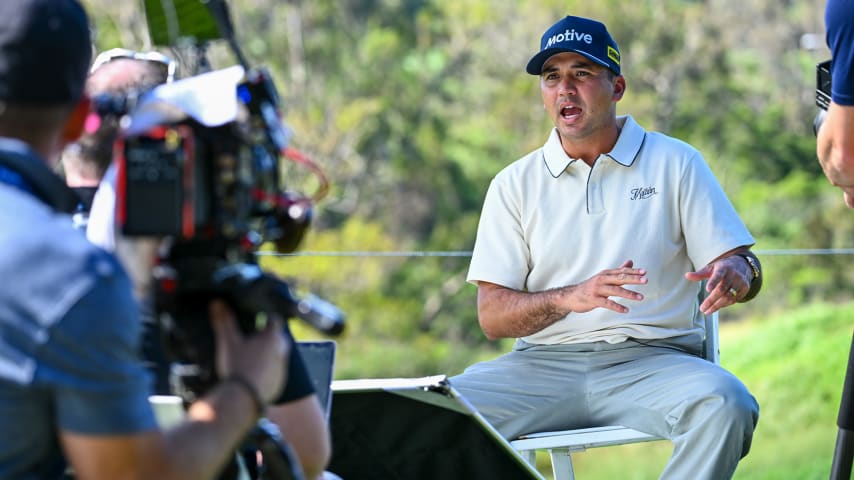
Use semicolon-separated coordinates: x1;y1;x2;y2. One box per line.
95;0;345;399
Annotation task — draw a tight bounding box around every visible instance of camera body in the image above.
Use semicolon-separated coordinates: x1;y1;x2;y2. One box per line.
115;68;311;250
817;59;832;111
105;67;314;393
815;59;833;135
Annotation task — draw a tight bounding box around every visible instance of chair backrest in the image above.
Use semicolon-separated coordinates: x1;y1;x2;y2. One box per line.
702;309;720;364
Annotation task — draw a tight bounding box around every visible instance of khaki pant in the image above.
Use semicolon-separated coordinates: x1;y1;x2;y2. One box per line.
449;339;758;480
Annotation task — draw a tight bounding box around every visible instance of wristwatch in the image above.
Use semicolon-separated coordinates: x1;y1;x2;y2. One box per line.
737;254;760;282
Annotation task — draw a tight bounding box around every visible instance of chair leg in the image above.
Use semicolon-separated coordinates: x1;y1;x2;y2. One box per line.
549;448;576;480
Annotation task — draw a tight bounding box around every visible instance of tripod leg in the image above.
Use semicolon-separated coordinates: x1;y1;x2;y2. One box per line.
830;332;854;480
831;429;854;480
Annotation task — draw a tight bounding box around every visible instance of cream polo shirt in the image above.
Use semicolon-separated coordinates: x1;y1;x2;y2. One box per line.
467;115;754;345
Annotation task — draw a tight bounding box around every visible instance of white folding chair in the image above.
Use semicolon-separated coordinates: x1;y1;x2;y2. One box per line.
509;290;720;480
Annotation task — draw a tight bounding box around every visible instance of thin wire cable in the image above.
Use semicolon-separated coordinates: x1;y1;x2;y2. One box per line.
256;248;854;258
756;248;854;256
257;251;474;257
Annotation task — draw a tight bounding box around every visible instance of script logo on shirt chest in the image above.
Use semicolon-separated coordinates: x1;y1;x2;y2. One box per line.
629;186;658;200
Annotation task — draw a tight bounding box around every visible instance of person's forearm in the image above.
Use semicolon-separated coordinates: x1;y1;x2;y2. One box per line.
158;380;262;480
267;396;331;480
477;282;572;339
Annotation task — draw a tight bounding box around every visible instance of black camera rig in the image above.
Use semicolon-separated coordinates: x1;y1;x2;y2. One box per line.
102;0;345;380
98;0;343;412
97;1;347;478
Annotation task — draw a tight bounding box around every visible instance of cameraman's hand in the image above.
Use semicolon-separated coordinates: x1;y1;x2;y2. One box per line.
817;103;854;207
210;300;289;404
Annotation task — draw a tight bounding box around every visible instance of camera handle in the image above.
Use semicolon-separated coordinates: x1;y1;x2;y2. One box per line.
245;418;305;480
205;0;250;70
212;263;346;336
218;417;304;480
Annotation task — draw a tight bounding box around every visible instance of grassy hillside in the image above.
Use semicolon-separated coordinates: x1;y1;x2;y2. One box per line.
531;302;854;479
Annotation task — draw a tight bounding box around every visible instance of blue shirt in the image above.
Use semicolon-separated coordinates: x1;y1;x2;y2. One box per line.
826;0;854;105
0;140;156;479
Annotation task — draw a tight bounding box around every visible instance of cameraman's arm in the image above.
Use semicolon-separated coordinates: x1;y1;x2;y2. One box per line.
264;323;331;480
817;103;854;207
819;0;854;207
268;393;330;480
60;381;265;480
61;301;288;480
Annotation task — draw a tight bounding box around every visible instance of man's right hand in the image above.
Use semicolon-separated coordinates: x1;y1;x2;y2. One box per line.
475;260;647;339
210;300;288;405
564;259;647;314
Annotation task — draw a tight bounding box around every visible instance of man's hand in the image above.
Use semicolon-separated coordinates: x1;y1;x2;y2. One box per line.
210;300;288;404
817;102;854;207
564;259;647;314
685;256;751;314
475;260;647;339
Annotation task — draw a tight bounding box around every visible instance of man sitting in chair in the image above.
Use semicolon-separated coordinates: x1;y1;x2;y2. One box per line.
450;15;762;480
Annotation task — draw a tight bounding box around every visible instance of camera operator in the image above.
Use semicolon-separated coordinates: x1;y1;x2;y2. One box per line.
816;0;854;207
0;2;289;479
77;52;333;479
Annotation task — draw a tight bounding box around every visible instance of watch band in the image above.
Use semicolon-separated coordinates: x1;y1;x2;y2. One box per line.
737;253;760;281
735;253;762;302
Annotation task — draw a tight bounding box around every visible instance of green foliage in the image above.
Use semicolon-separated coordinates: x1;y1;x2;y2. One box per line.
720;303;852;479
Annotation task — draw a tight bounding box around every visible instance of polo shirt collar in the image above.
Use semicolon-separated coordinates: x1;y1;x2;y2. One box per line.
542;114;646;177
609;115;645;167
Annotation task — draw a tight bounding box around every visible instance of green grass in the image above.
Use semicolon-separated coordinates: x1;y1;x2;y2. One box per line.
530;302;854;480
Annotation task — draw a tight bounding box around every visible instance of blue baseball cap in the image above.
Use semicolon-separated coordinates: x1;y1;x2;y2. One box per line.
526;15;621;76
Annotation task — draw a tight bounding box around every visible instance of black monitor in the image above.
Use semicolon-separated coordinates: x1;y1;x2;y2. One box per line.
295;341;336;419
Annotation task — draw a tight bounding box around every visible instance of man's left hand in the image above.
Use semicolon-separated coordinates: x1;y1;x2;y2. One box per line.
685;255;751;314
